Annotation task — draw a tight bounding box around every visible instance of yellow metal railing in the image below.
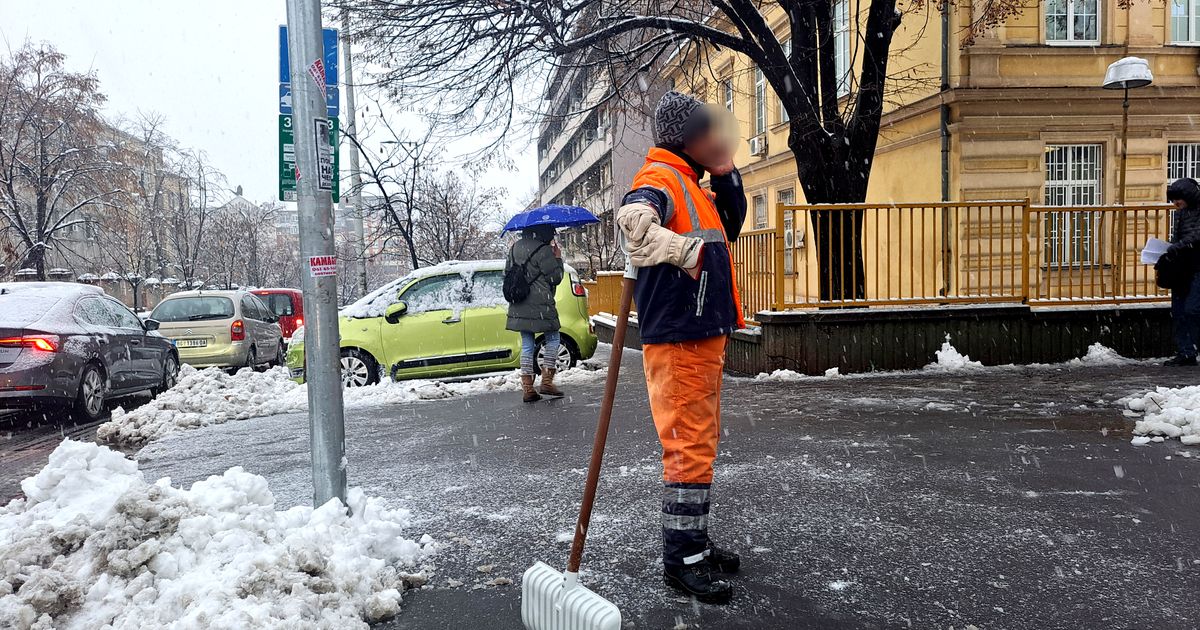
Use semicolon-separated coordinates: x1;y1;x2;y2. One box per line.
583;201;1175;324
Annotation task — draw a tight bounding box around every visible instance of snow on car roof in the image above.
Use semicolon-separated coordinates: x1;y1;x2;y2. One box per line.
0;282;100;328
341;259;504;319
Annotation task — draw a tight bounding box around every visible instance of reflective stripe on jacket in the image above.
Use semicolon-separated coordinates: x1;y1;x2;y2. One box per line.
629;148;744;343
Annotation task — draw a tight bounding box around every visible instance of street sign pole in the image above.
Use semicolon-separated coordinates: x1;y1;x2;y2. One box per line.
285;0;347;508
341;9;369;297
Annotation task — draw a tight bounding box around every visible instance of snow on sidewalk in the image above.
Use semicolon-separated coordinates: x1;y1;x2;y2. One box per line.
1125;385;1200;446
98;361;604;447
0;440;435;630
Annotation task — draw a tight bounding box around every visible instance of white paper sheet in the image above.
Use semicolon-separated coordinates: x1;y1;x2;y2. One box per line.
1140;237;1172;265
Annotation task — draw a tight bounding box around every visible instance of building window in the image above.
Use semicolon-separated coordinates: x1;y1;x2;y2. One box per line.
722;78;734;112
1044;144;1103;266
753;194;767;229
779;40;792;123
833;0;850;95
779;188;797;274
1046;0;1099;44
1172;0;1200;43
753;68;766;136
1168;143;1200;181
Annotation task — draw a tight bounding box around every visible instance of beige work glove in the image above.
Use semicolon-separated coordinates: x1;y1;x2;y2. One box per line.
617;202;703;270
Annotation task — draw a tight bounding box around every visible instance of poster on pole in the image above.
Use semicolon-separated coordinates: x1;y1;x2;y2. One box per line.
308;255;338;278
314;118;333;191
278;115;339;202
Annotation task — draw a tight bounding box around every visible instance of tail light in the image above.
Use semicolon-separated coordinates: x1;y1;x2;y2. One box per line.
295;317;303;329
230;319;245;341
0;335;59;352
571;280;586;297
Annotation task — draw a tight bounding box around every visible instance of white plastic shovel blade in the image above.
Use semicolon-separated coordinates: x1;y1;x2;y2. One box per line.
521;561;621;630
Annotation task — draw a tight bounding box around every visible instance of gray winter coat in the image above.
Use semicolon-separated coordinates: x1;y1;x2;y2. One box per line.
505;234;564;333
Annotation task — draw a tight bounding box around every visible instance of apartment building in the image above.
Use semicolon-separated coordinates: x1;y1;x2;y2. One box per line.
535;53;664;277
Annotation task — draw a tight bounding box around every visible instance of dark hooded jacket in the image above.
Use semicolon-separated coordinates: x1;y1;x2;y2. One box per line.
505;227;563;333
1165;178;1200;274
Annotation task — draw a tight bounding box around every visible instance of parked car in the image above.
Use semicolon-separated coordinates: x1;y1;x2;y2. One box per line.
252;288;304;339
149;289;284;371
0;282;179;421
286;260;597;386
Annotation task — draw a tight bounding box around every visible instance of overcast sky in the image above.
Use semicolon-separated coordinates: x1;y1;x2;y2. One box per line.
0;0;537;210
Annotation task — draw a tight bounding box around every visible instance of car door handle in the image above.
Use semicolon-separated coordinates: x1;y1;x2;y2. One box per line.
442;317;460;324
130;339;142;345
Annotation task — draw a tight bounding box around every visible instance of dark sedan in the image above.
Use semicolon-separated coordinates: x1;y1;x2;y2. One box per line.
0;282;179;420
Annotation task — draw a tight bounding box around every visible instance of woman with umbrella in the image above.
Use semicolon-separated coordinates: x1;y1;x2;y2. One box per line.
503;204;598;402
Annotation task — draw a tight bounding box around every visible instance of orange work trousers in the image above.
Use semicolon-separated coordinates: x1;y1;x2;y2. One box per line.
642;334;727;484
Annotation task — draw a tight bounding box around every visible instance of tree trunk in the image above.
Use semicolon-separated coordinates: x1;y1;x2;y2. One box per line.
790;134;867;303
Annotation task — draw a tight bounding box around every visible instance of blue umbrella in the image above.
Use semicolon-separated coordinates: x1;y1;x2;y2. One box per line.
502;204;599;233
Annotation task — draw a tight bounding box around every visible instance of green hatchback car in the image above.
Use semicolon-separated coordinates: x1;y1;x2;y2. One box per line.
287;260;597;386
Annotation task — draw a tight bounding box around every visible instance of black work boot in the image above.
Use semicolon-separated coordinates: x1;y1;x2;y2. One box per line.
705;543;741;573
1164;355;1198;367
663;564;733;605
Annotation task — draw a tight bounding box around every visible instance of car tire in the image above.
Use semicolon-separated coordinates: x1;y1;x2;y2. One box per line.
340;348;379;388
538;337;578;371
271;339;285;367
245;346;258;371
74;363;107;422
152;354;180;397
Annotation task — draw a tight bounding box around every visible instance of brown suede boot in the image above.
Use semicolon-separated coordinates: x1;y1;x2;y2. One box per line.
521;374;542;403
537;368;564;397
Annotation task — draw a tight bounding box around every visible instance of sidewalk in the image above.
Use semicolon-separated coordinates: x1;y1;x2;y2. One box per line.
133;351;1200;629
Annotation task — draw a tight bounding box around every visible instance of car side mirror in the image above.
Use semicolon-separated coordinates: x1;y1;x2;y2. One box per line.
144;318;161;331
384;301;408;324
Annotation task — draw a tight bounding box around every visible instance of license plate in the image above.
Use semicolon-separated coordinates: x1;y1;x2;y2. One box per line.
177;339;207;348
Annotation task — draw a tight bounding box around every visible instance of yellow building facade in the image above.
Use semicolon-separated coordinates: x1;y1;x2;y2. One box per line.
662;1;1199;307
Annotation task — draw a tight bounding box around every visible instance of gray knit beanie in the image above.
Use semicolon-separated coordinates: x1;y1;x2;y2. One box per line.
654;90;709;149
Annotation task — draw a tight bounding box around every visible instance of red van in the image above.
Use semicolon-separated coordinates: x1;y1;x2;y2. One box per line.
251;289;304;339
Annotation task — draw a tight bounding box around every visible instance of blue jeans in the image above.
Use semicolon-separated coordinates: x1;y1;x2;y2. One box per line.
520;330;560;375
1172;272;1200;358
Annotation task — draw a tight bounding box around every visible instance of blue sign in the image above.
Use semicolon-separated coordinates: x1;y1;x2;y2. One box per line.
279;25;338;86
279;83;339;117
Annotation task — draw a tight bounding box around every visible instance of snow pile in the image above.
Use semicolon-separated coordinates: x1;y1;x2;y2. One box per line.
1069;343;1134;367
924;335;983;371
0;440;434;630
1125;385;1200;446
98;362;605;446
754;369;806;382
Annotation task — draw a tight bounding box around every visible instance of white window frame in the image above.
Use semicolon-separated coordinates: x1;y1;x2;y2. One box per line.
1045;0;1100;45
753;194;767;229
753;68;766;136
834;0;850;95
1043;144;1103;267
1168;143;1200;182
723;78;734;112
1171;0;1200;44
779;40;792;123
778;188;797;274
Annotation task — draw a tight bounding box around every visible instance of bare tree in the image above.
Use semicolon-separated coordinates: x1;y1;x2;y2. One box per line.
415;171;504;264
0;42;125;279
167;149;224;286
339;0;1025;299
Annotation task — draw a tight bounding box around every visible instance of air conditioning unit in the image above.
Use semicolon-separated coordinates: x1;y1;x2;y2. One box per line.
748;134;767;157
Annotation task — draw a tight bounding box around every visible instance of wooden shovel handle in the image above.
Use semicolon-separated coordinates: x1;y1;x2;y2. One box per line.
567;274;636;574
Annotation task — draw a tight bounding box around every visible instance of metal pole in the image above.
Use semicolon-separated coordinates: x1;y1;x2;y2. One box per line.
341;8;369;297
1118;87;1129;206
286;0;347;507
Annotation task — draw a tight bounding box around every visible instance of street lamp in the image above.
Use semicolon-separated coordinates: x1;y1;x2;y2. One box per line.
1102;56;1153;206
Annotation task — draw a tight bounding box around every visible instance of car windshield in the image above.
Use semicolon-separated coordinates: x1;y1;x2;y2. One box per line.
151;296;235;322
257;293;295;316
0;293;64;327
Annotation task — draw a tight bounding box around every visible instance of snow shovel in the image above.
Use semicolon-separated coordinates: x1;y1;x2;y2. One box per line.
520;265;637;630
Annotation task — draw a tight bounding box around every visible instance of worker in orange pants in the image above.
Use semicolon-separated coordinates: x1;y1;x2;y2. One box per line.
617;91;746;604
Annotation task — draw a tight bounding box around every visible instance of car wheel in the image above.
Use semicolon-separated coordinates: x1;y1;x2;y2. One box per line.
340;349;379;388
537;337;577;371
152;354;179;396
271;340;285;367
75;364;107;421
245;346;258;371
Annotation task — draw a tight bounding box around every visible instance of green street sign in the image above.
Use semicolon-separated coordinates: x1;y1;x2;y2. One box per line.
279;114;339;202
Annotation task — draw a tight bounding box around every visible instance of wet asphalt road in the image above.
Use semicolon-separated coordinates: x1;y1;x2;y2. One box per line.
125;350;1200;630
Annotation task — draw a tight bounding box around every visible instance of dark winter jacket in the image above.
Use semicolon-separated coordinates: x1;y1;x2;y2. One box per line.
1167;177;1200;274
505;232;563;333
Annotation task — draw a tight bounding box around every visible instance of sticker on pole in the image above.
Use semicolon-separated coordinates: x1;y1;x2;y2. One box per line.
307;58;328;100
308;255;337;278
314;118;333;191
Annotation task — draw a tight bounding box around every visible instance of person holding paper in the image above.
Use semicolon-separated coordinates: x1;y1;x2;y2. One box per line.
1163;177;1200;366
